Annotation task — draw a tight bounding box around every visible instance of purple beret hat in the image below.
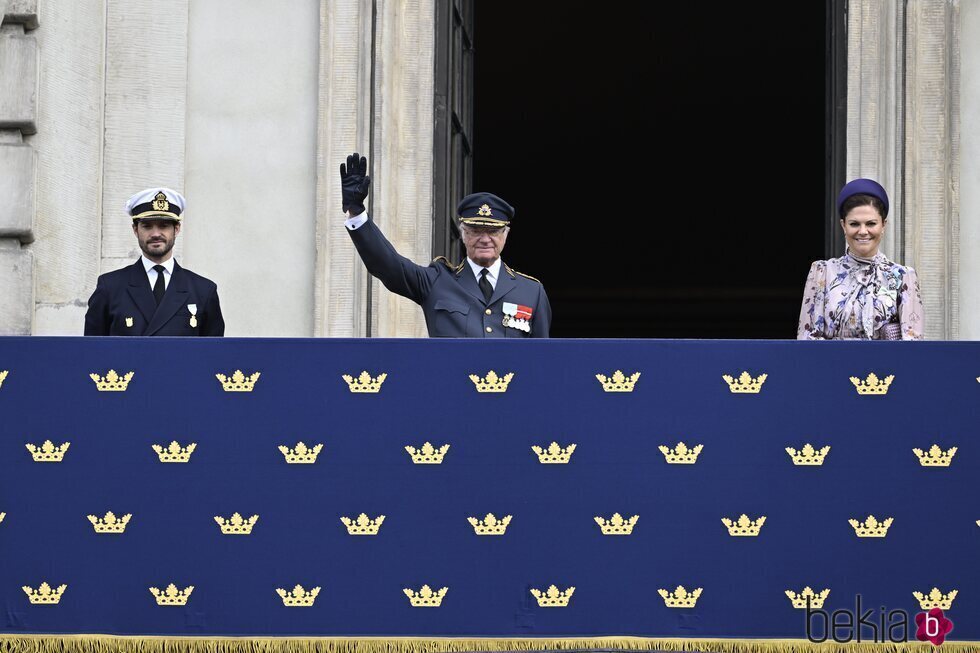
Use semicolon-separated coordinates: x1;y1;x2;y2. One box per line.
837;178;889;218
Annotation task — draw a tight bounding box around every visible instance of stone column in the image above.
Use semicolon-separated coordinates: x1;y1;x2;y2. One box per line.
0;0;37;334
847;0;960;340
959;1;980;339
314;0;435;338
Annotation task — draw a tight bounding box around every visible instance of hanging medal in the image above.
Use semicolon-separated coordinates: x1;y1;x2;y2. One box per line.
502;302;532;333
188;303;198;328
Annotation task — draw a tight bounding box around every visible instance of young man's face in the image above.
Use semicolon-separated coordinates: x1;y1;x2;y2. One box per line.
133;218;180;262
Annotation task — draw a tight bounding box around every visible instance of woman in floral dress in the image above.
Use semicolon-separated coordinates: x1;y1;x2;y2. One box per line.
797;179;923;340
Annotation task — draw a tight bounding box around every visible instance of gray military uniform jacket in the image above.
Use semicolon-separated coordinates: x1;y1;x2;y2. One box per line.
348;218;551;337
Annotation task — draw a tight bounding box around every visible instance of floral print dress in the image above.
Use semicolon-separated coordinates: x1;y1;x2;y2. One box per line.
797;251;923;340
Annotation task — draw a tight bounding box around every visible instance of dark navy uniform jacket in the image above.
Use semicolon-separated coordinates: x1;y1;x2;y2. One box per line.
84;259;225;336
349;218;551;337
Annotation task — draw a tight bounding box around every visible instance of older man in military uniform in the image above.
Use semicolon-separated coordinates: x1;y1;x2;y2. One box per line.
341;152;551;337
84;188;225;336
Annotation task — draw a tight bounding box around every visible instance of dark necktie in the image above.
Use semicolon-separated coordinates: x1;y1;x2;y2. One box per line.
152;265;166;305
479;268;493;303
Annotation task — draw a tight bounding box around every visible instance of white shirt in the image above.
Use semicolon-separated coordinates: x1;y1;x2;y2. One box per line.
346;210;500;288
466;257;500;289
141;255;174;291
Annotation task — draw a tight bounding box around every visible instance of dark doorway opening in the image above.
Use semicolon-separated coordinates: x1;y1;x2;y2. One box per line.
472;2;828;338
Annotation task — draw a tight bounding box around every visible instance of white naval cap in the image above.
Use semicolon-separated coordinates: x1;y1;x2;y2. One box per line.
126;188;186;221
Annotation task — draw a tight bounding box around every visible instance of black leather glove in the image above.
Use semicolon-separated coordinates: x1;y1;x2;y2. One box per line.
340;152;371;215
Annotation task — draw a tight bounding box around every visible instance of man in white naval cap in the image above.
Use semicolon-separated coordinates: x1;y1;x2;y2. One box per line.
84;188;225;336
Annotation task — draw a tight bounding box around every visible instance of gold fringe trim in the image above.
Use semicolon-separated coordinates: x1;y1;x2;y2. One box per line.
0;636;975;653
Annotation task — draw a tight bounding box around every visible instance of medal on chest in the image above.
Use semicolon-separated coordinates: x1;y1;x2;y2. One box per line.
502;302;532;332
188;303;198;328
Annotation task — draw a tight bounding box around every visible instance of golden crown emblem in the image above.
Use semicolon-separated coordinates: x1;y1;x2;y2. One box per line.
658;585;702;608
594;513;639;535
850;373;894;395
722;371;767;393
404;585;447;607
342;371;387;393
90;370;134;392
530;585;575;607
469;370;513;393
595;370;640;392
214;513;258;535
722;514;766;537
215;370;260;392
87;511;132;534
279;442;323;464
467;513;512;535
276;585;321;607
913;445;957;467
22;582;67;605
0;369;8;389
531;442;576;464
26;441;70;462
658;442;703;464
405;442;449;464
913;588;958;610
152;441;196;463
341;513;385;535
785;587;830;609
848;515;893;538
477;203;493;217
149;584;194;606
785;444;830;466
152;191;170;212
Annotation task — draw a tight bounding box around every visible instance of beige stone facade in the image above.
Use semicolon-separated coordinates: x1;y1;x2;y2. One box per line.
0;1;976;339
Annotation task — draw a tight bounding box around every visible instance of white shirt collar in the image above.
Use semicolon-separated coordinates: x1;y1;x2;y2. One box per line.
141;255;175;276
466;257;502;284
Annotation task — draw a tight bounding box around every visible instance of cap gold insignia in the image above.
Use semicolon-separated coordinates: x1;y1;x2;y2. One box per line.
23;582;67;605
0;370;7;389
405;442;449;464
276;585;321;607
658;585;702;608
913;588;957;610
786;587;830;609
722;371;767;393
596;370;640;392
90;370;134;392
216;370;260;392
149;584;193;606
152;441;196;463
279;442;323;464
785;444;830;465
152;191;170;212
125;317;134;328
477;203;493;217
530;585;575;607
404;585;447;607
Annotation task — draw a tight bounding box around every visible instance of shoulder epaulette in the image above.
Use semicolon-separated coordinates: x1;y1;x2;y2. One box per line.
510;266;541;284
432;256;457;270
